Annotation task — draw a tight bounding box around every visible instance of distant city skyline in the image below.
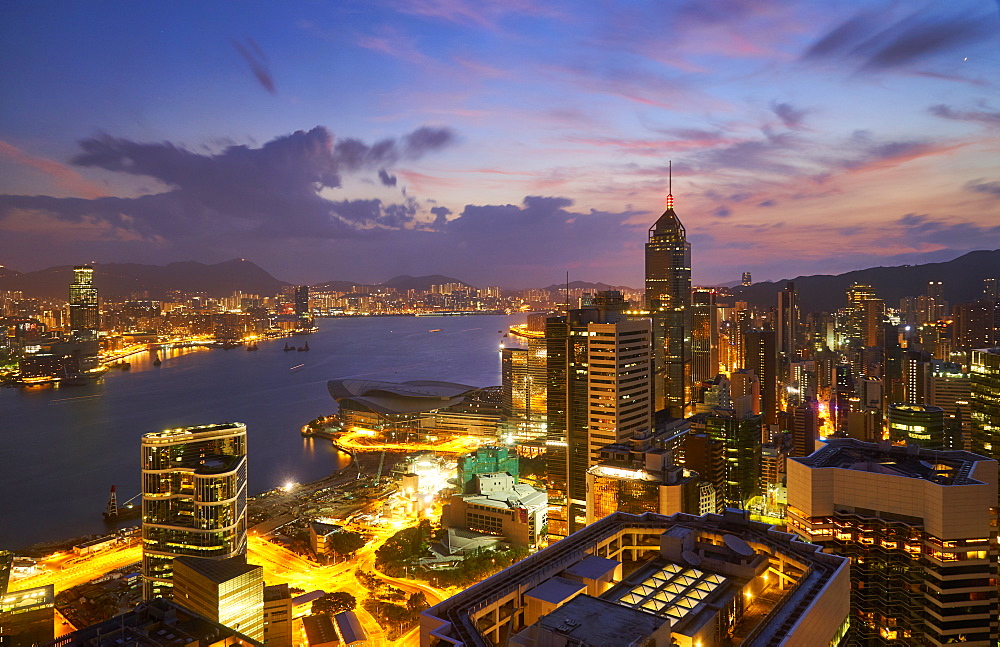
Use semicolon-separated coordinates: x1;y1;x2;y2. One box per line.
1;1;998;287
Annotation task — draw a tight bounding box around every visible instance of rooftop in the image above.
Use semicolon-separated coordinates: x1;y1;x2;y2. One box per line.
525;577;586;605
534;595;668;647
327;379;479;415
793;438;993;486
173;556;260;584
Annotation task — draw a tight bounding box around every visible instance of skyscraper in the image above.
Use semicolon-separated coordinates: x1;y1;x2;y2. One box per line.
970;348;1000;464
776;281;798;364
545;292;653;536
294;285;311;329
645;185;691;416
689;288;719;385
141;422;248;600
744;328;778;426
69;265;99;340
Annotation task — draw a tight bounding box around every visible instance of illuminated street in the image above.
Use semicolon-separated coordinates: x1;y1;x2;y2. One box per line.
335;427;486;455
9;544;142;595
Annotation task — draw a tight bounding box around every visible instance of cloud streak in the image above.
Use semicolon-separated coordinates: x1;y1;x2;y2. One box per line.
233;38;276;93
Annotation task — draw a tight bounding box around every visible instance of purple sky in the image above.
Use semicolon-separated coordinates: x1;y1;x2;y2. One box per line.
1;1;998;288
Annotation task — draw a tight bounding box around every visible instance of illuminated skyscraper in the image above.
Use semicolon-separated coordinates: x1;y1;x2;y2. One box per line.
689;288;718;385
971;348;1000;463
645;179;691;416
545;292;653;537
141;423;248;600
69;265;99;340
294;285;311;329
888;403;945;448
744;328;778;426
500;336;547;446
741;271;752;286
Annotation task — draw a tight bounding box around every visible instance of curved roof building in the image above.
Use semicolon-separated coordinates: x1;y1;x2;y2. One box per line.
327;379;480;415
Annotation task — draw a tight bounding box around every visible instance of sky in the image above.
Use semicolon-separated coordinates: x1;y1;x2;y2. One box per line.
1;1;998;289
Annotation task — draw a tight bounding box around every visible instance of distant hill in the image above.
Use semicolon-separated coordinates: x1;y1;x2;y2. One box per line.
540;280;638;294
0;259;288;300
383;275;472;292
311;274;472;294
731;249;1000;312
310;279;374;293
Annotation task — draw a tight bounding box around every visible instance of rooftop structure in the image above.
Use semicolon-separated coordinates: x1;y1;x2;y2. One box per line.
787;438;998;644
442;472;548;548
327;379;479;415
44;598;262;647
422;510;849;647
172;556;263;642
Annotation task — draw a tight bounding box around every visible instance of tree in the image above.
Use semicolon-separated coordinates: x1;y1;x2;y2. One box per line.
325;531;366;557
312;591;356;616
407;591;429;613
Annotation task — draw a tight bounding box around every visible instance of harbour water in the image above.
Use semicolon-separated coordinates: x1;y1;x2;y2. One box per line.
0;314;524;548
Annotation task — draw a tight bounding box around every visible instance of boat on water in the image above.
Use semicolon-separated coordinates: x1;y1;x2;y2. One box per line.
246;341;259;351
297;342;310;351
283;342;295;351
120;361;131;371
429;329;442;332
152;351;162;366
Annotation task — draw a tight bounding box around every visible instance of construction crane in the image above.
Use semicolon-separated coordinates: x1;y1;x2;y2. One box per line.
103;486;141;519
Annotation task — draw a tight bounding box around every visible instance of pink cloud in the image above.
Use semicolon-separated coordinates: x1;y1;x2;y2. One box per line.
0;141;106;199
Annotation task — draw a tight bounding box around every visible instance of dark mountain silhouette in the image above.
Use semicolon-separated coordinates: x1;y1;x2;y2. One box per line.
731;249;1000;313
0;259;288;300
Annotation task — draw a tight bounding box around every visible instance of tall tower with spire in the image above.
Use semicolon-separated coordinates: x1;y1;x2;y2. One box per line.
645;163;691;416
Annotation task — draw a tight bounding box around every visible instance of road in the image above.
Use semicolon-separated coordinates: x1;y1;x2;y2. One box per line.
11;518;452;646
10;544;142;595
336;428;485;455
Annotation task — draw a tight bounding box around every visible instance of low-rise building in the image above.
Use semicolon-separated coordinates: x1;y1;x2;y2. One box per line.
421;510;850;647
441;473;547;548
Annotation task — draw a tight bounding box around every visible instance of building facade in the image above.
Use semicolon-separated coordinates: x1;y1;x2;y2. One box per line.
970;348;1000;464
787;438;999;645
172;556;264;642
141;423;248;600
421;510;850;647
69;265;99;340
645;195;691;417
545;293;653;537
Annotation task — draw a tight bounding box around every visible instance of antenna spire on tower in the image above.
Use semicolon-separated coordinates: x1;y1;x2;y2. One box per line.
666;160;674;210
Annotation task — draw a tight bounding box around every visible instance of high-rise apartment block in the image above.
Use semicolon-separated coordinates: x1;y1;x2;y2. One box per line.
141;423;248;600
787;438;998;645
645;193;691;417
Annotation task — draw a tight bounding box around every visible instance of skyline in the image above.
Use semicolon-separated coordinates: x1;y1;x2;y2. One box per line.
1;1;999;288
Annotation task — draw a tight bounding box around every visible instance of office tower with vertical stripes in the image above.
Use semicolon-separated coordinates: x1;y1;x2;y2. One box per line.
645;179;691;417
